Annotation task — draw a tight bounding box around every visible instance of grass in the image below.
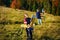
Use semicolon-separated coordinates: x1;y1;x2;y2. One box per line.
0;6;60;40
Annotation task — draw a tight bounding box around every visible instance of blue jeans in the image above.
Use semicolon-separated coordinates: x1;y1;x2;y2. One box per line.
37;19;42;24
26;27;33;40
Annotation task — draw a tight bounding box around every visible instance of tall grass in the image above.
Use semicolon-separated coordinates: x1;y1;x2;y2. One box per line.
0;6;60;40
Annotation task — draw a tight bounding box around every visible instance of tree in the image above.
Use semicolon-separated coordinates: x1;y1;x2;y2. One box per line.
0;0;12;7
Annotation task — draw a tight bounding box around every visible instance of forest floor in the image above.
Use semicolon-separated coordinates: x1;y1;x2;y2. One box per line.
0;6;60;40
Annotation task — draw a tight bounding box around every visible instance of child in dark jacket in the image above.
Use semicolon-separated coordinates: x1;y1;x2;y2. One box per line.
24;13;33;40
36;9;42;25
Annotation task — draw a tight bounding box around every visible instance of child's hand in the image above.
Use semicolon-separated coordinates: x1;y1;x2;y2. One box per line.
27;24;31;28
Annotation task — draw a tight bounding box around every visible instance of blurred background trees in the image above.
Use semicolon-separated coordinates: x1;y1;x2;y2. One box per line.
0;0;60;15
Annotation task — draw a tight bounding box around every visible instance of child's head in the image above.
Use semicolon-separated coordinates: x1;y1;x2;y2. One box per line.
24;13;28;18
37;9;39;12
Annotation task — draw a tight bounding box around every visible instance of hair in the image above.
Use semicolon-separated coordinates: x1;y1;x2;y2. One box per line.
24;13;28;15
24;13;29;18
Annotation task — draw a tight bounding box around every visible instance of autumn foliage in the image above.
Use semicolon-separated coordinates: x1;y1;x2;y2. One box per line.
10;0;21;9
53;0;59;7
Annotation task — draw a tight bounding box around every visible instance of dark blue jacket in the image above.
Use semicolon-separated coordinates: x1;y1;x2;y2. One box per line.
36;12;41;19
26;18;31;25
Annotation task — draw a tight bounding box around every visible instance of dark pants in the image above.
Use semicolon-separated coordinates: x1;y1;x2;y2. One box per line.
26;27;33;40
